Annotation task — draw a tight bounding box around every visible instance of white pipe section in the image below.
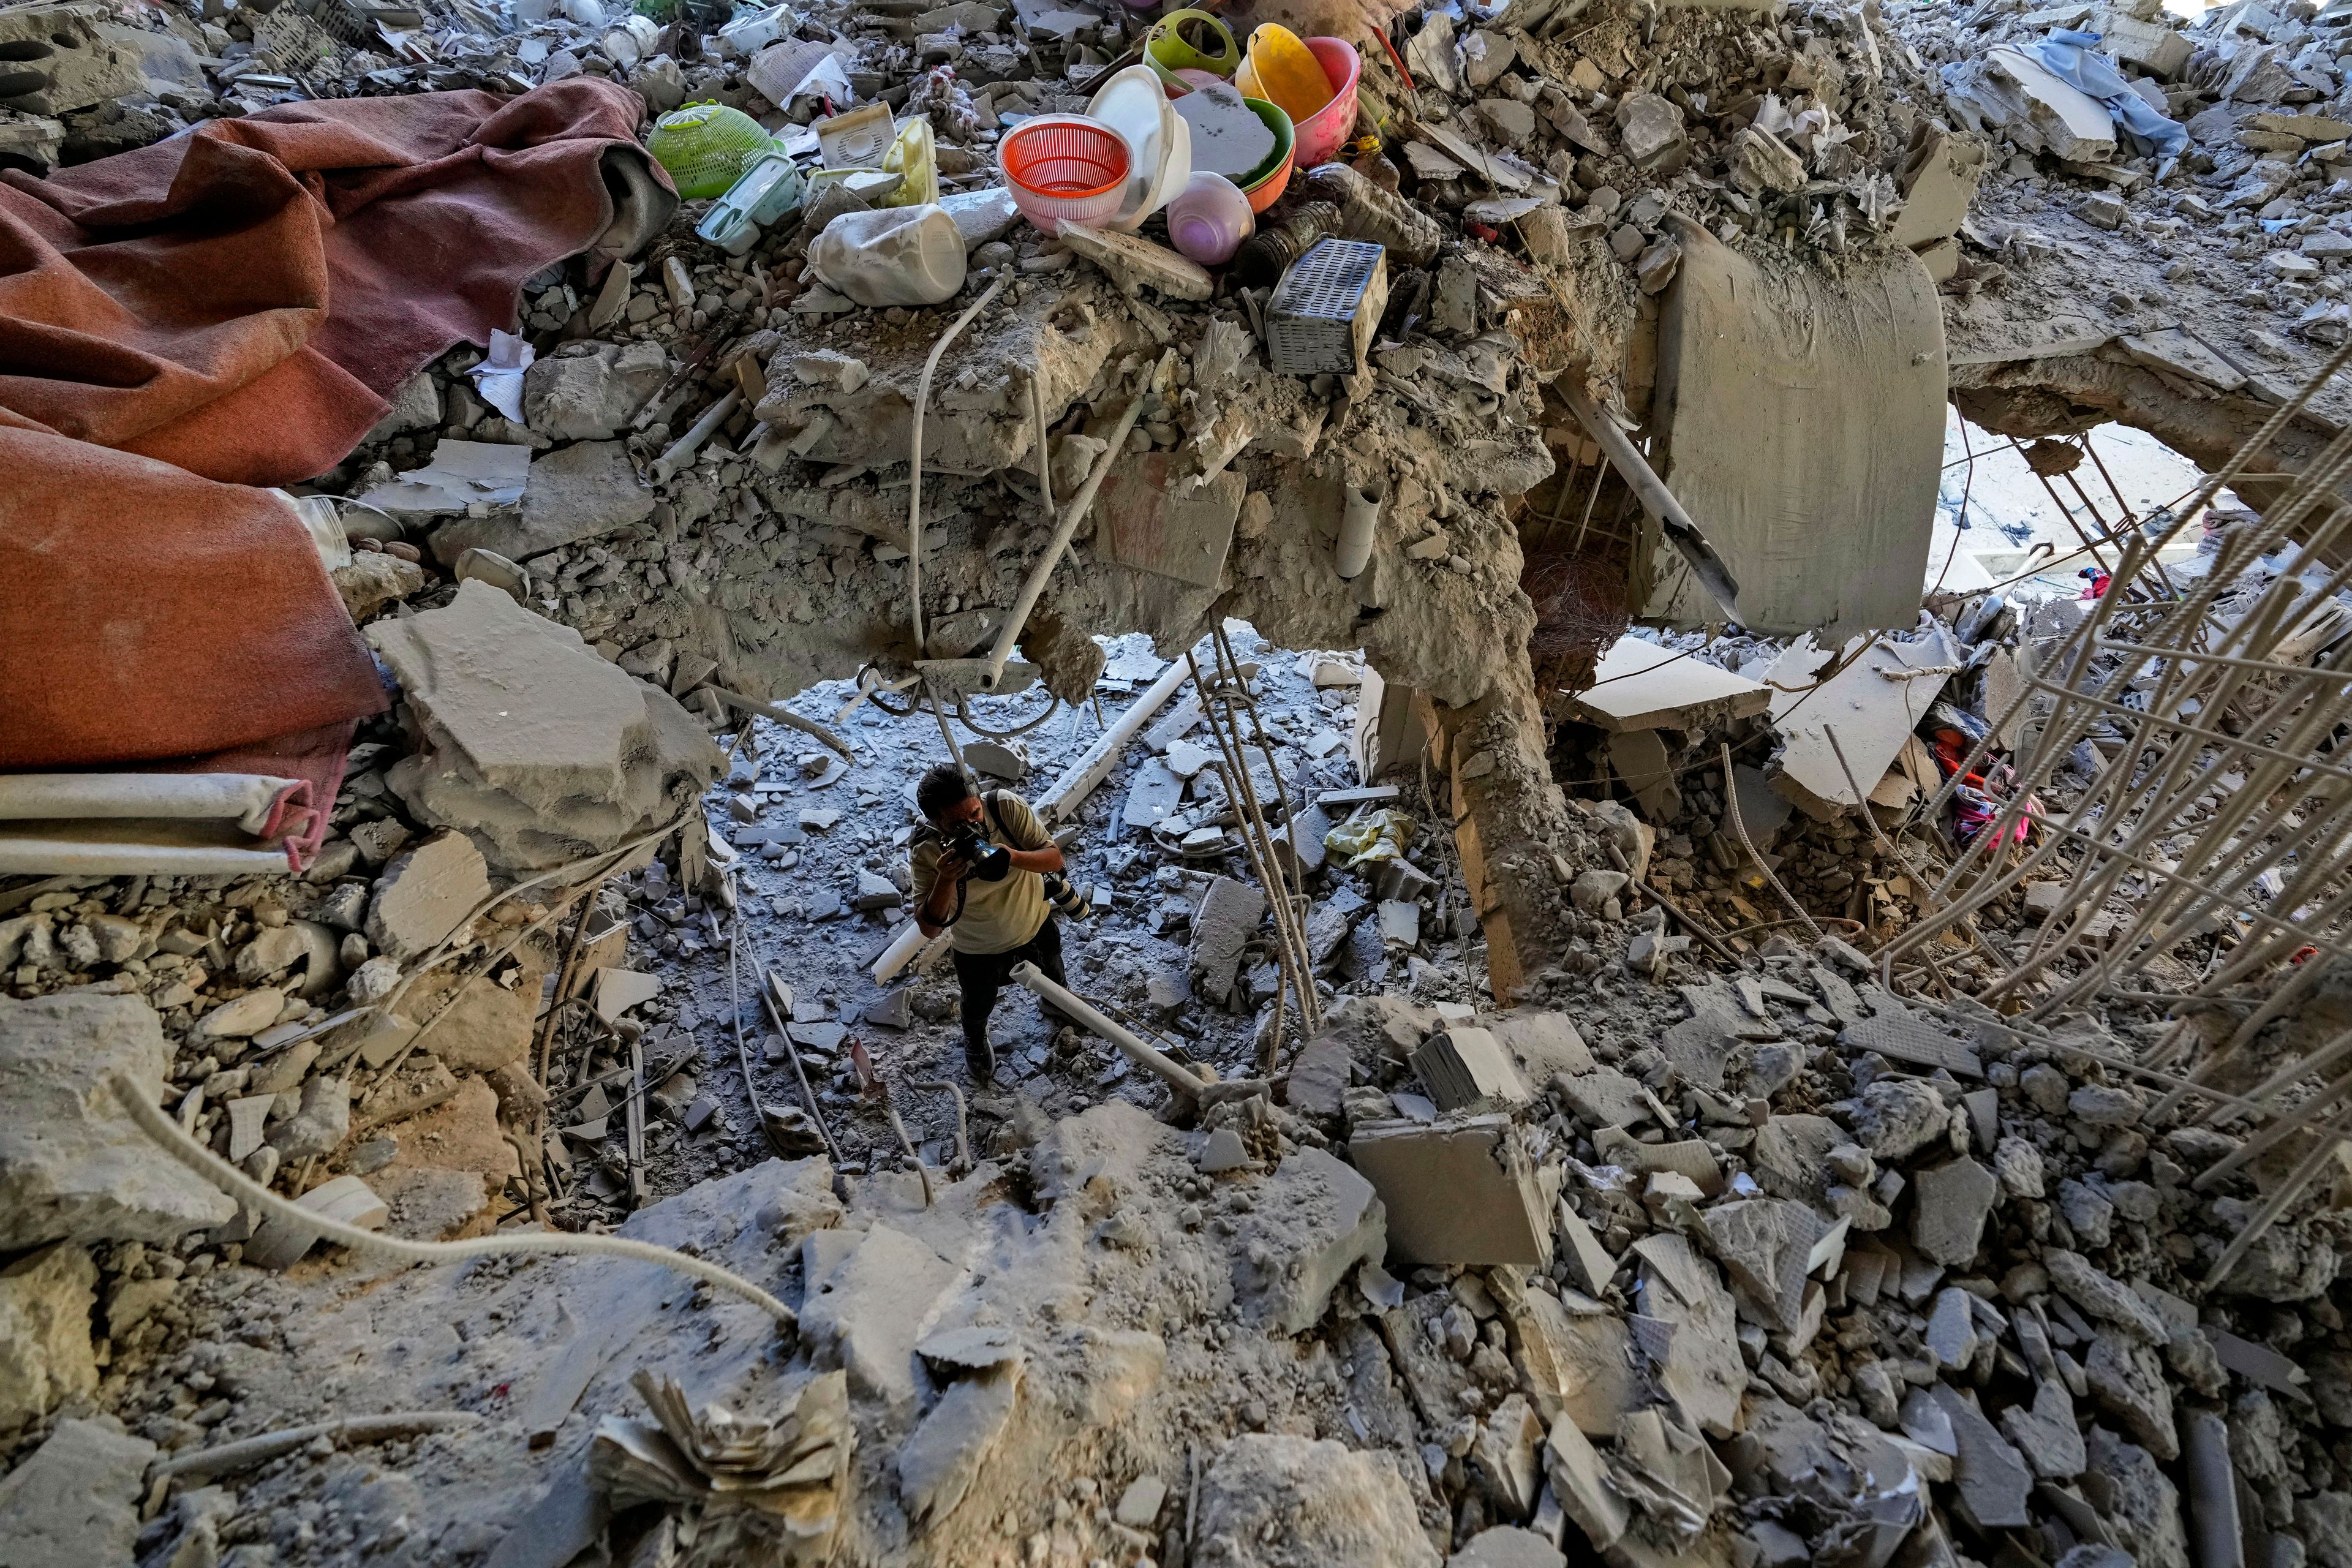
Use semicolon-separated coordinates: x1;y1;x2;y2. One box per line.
1336;474;1384;579
652;388;741;481
1033;651;1197;823
979;349;1175;691
1009;960;1205;1098
872;921;951;984
0;773;297;830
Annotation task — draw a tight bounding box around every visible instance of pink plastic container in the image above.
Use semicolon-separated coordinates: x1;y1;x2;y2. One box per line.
1166;170;1255;264
998;115;1131;231
1291;37;1362;167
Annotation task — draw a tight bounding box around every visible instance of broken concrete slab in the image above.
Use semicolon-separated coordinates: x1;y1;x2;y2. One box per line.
1649;221;1944;640
1483;1012;1595;1082
1412;1027;1531;1110
0;992;236;1250
522;339;669;440
1999;1376;2088;1479
1194;1434;1439;1568
1566;635;1771;732
898;1361;1022;1530
1923;1384;2034;1529
368;582;723;874
1768;627;1964;817
1451;1525;1566;1568
364;829;490;963
1350;1114;1552;1268
1631;1232;1746;1437
2045;1249;2171;1343
1702;1198;1825;1333
1543;1410;1630;1551
429;439;658;565
1233;1150;1386;1335
799;1221;959;1416
0;1417;156;1568
1910;1156;1997;1266
1190;876;1267;1003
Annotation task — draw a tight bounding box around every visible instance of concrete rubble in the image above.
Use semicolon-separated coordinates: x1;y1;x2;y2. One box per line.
14;0;2352;1559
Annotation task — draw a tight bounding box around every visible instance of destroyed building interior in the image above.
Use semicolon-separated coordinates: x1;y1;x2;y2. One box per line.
21;0;2352;1562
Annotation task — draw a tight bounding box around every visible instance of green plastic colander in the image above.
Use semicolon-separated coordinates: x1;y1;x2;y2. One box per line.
649;101;777;200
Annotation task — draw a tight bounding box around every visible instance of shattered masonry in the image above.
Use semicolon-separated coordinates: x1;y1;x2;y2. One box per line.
13;0;2352;1566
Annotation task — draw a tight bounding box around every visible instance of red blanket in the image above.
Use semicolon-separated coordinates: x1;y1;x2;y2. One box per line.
0;80;670;785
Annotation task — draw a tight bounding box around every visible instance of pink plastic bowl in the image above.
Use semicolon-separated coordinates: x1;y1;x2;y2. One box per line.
1292;37;1362;167
999;115;1132;231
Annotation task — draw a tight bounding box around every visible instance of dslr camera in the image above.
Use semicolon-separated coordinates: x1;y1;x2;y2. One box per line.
941;821;1010;881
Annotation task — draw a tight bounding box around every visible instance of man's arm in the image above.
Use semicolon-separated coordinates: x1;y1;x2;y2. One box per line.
912;845;968;938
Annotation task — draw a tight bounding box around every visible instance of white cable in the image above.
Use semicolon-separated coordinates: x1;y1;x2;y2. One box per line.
107;1073;796;1327
906;273;1009;655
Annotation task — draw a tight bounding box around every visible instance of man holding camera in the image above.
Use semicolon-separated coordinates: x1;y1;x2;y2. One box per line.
910;762;1071;1078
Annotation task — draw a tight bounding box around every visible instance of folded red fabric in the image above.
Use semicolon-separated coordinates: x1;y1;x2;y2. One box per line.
0;80;667;788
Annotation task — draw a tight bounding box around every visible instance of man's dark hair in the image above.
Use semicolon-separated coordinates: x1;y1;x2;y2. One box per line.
916;763;974;822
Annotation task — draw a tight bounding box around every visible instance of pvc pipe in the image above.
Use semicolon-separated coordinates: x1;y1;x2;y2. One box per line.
979;350;1175;691
1337;473;1384;579
652;388;741;481
1008;960;1206;1098
1556;380;1742;622
2184;1410;2246;1568
0;773;296;828
1033;651;1197;823
872;921;951;984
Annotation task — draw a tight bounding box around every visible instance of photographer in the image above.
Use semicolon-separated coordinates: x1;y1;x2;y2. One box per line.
909;762;1070;1077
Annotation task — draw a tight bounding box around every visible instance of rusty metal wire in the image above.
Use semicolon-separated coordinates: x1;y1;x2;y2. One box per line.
1887;341;2352;1288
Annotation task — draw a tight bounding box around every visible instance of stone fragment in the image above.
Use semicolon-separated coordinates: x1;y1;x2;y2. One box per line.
1999;1376;2087;1479
1470;1393;1545;1520
800;1223;959;1415
1191;876;1268;1003
0;1418;157;1568
522;339;668;439
1924;1384;2033;1529
1115;1476;1169;1529
2087;1335;2177;1460
0;993;235;1249
1232;1150;1387;1335
368;582;723;874
1850;1077;1950;1161
897;1362;1021;1529
1543;1411;1628;1550
1702;1199;1823;1332
0;1242;96;1432
2068;1084;2144;1126
2090;1426;2190;1568
193;987;285;1041
1910;1157;1996;1266
2044;1250;2169;1343
243;1173;388;1270
364;829;490;962
266;1076;350;1161
1194;1434;1439;1568
431;439;657;564
1450;1526;1566;1568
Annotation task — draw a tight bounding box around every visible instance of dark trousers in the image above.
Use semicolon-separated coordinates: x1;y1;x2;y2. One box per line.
950;915;1066;1051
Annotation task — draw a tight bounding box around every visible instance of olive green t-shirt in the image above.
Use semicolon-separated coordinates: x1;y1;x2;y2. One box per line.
908;790;1052;955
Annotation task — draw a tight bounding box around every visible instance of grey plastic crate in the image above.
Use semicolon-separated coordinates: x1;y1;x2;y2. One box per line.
1266;239;1390;377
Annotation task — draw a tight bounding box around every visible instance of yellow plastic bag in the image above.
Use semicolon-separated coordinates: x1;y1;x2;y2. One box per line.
879;116;939;208
1234;23;1333;124
1324;809;1413;869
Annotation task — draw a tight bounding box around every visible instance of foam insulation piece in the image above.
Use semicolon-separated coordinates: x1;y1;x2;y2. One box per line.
1646;223;1945;640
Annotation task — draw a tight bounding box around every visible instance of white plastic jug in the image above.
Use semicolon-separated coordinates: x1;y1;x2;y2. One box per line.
807;204;968;307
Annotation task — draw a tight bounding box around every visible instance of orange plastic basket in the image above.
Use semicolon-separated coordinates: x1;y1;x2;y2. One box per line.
999;115;1132;230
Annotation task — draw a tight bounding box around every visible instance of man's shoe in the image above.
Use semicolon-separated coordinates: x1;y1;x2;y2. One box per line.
965;1038;995;1080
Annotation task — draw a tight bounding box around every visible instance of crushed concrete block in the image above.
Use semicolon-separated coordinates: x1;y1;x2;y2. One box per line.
1702;1199;1824;1333
1471;1393;1545;1520
1543;1411;1629;1550
1910;1156;1997;1267
1483;1012;1594;1082
799;1222;959;1415
2045;1249;2170;1342
243;1173;388;1270
2088;1335;2177;1460
1411;1027;1529;1110
1923;1384;2033;1529
265;1076;352;1161
1630;1232;1745;1436
0;1417;156;1568
1890;127;1988;250
1056;223;1215;300
1190;876;1267;1002
364;829;491;963
1351;1114;1552;1267
0;1242;96;1433
522;339;669;439
2090;1427;2190;1568
0;5;143;115
430;439;658;565
898;1361;1021;1529
1615;91;1687;171
1232;1149;1386;1335
368;582;723;875
1115;1476;1169;1530
0;993;236;1250
1194;1434;1440;1568
962;739;1028;780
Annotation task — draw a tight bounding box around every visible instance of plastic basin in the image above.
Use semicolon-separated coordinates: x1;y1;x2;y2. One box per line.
998;115;1131;231
1292;38;1362;168
1237;97;1295;215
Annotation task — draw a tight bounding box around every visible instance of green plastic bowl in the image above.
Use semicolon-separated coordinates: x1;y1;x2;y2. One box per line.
1237;96;1295;211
